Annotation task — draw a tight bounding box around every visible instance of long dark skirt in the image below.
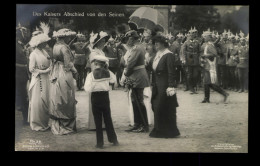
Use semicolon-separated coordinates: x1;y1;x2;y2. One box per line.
150;85;180;138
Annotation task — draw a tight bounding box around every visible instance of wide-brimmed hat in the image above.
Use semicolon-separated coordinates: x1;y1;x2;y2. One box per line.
52;28;76;38
29;22;51;47
90;31;110;49
29;34;50;47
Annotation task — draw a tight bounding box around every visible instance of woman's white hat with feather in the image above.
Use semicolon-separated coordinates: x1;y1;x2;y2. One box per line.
52;28;76;38
29;22;51;47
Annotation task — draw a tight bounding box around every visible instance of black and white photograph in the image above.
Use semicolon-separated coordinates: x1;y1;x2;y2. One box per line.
15;4;249;152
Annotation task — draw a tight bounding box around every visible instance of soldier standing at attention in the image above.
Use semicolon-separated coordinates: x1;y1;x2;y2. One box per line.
182;27;201;94
16;23;30;125
216;30;229;89
227;33;240;92
169;33;184;86
236;34;249;93
71;33;88;90
123;30;150;133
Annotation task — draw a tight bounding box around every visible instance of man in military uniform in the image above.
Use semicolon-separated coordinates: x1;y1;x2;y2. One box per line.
200;30;229;103
70;33;88;90
216;30;229;89
103;37;120;90
236;37;249;93
181;27;201;94
16;24;30;125
227;33;240;91
169;33;184;86
124;30;150;133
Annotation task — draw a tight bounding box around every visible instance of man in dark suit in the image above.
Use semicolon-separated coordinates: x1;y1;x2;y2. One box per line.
124;30;150;133
16;24;30;125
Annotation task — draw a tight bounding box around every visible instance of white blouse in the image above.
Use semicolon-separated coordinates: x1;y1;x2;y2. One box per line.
152;48;172;70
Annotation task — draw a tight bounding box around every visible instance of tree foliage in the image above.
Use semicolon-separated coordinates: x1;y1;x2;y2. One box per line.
170;5;221;34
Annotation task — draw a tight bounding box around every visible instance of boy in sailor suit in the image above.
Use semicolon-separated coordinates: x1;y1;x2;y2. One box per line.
84;55;119;149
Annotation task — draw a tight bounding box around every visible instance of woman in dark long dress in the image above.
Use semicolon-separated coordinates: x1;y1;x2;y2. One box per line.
149;35;180;138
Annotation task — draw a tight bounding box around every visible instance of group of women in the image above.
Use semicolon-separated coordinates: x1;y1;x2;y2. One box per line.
28;27;78;135
26;22;181;138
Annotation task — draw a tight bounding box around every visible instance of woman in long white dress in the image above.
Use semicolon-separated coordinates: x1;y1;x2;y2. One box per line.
49;28;78;135
85;31;110;130
28;25;52;131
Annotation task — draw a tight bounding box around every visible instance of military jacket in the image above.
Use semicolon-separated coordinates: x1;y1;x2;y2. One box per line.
182;39;201;66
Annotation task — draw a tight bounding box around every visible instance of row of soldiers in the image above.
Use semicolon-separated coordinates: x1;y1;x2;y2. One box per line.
149;27;249;94
59;27;250;93
20;23;249;94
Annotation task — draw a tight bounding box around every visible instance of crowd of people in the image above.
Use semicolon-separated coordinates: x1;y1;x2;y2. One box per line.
16;21;249;149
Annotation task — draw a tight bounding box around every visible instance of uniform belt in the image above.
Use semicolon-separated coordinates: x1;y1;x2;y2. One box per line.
75;53;85;56
16;63;27;67
133;65;145;70
107;57;118;60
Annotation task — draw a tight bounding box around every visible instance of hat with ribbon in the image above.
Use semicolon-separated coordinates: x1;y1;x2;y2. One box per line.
52;28;76;38
29;22;51;47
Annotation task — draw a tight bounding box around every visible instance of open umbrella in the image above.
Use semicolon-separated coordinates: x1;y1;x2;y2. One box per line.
128;7;167;32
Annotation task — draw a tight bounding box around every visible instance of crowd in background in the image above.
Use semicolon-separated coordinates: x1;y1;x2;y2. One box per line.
16;21;249;148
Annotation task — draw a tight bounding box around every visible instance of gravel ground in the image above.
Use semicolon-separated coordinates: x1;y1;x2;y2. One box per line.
15;84;248;152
